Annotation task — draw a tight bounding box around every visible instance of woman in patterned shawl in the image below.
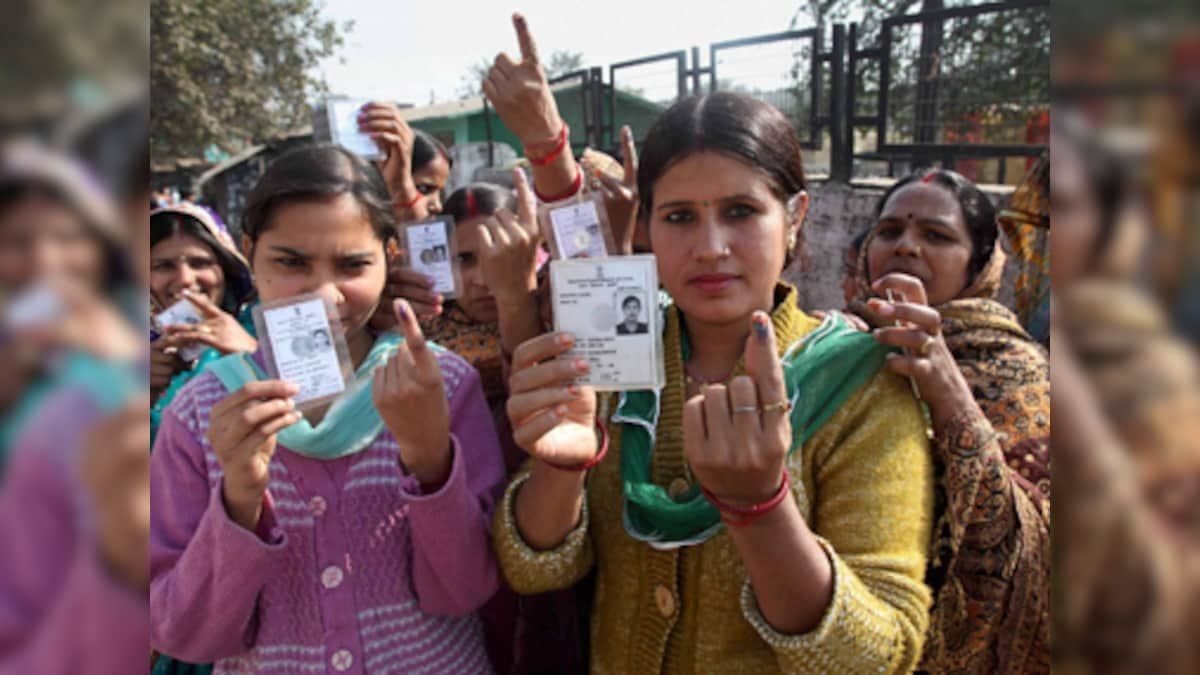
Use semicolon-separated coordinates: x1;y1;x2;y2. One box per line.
854;168;1051;673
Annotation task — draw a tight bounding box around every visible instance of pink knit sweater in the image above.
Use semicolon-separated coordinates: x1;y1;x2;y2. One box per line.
150;349;504;674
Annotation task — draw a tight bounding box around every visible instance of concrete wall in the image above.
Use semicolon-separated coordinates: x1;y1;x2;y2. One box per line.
783;178;1017;313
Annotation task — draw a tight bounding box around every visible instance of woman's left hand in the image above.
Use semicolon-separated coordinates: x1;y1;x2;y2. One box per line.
161;289;257;356
372;299;452;489
684;312;792;507
868;273;976;429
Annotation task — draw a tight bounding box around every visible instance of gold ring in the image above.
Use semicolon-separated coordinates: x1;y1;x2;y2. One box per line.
760;400;791;413
918;335;935;357
732;405;759;414
199;325;214;335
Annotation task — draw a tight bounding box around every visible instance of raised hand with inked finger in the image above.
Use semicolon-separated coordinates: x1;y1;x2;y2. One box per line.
371;298;453;490
683;311;793;507
206;380;302;532
479;169;541;306
482;13;559;144
161;288;257;356
483;13;580;201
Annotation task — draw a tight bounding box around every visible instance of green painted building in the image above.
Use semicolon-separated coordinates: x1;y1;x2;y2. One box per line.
403;83;666;157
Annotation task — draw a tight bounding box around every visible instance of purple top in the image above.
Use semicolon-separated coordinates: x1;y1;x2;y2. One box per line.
0;387;148;674
150;349;504;674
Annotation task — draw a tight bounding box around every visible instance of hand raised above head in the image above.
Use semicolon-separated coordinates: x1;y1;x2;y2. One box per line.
481;13;563;146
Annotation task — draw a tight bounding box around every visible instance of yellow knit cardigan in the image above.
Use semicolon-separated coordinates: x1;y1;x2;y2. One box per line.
494;289;934;673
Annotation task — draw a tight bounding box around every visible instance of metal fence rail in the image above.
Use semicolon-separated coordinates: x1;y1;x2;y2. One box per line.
485;0;1048;184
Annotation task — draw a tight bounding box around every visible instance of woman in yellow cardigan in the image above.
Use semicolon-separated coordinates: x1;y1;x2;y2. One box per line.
494;91;934;673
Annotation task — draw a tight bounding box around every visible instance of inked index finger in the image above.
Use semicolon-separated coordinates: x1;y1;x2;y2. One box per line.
512;13;539;65
391;298;429;356
743;311;787;411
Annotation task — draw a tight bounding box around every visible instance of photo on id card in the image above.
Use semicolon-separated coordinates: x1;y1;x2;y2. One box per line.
152;297;208;362
252;293;354;410
402;216;461;298
538;190;616;260
550;254;664;391
324;96;383;160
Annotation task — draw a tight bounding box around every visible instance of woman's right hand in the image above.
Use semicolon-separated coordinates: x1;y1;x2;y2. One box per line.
868;273;977;430
205;380;301;531
506;332;597;467
480;169;541;305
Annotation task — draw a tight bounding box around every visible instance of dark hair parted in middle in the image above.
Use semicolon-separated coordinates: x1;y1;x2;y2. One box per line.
874;169;998;282
636;92;807;217
240;144;397;250
442;182;515;223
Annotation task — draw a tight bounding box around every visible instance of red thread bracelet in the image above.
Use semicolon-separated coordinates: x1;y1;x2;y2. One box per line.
526;122;569;166
542;418;608;472
533;166;583;203
700;468;791;528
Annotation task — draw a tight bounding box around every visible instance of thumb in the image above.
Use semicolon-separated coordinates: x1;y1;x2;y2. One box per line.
743;311;786;408
513;168;537;235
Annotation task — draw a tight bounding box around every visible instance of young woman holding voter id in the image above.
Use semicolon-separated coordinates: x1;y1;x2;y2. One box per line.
150;144;505;673
489;14;934;673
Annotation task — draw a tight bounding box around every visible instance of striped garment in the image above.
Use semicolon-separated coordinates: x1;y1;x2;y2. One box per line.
150;349;504;674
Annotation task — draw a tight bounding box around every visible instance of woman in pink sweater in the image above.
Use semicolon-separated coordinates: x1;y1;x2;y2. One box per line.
150;144;505;674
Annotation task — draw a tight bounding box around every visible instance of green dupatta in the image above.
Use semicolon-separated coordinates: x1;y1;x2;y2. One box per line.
206;332;442;460
615;293;892;549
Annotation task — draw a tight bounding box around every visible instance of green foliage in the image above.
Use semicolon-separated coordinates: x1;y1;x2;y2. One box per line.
150;0;348;162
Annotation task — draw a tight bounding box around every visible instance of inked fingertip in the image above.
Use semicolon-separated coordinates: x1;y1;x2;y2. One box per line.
751;311;771;340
